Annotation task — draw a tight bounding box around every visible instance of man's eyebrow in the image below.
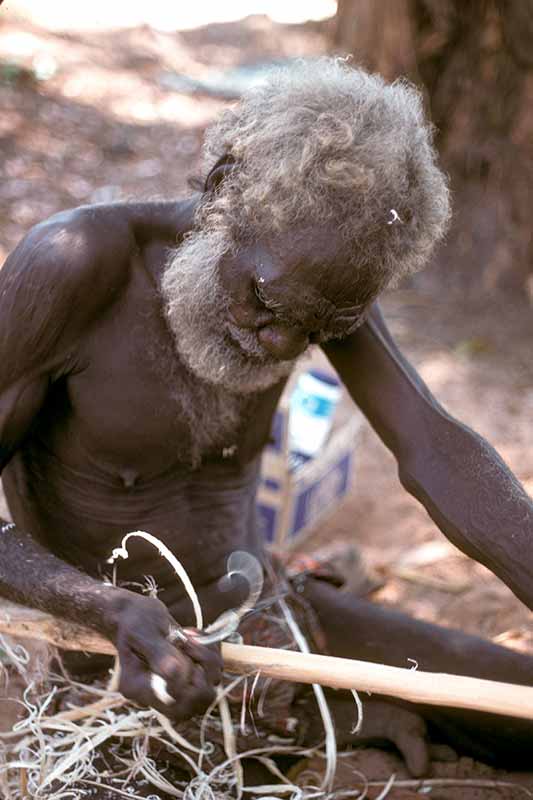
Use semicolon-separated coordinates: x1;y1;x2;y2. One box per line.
333;303;365;318
255;281;367;330
326;303;365;327
254;281;284;311
324;303;368;336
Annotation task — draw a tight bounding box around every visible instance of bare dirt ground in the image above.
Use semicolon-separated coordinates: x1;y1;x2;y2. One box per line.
1;7;533;797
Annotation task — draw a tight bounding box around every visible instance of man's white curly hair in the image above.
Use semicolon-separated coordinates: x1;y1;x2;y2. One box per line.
196;57;451;298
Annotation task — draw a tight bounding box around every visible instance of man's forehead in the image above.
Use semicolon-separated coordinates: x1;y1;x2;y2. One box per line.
243;233;370;336
261;225;345;274
251;227;359;309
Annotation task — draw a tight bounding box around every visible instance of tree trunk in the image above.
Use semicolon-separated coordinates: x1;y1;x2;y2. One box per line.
333;0;533;292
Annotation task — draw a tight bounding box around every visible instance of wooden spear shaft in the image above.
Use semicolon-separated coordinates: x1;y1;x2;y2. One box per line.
1;600;533;721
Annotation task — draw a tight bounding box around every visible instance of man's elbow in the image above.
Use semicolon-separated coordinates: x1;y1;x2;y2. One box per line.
396;442;439;507
398;459;424;500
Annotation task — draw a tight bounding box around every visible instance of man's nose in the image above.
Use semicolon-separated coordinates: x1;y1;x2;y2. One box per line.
257;323;309;360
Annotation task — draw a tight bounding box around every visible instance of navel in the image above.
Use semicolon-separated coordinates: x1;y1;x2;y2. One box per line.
120;469;139;489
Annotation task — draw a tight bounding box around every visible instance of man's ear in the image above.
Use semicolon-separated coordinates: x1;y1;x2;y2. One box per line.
204;152;237;193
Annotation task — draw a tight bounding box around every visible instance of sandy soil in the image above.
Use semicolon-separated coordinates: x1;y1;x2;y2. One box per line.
1;7;533;797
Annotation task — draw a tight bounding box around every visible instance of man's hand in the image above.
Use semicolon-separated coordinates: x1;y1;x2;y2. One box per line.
304;694;431;777
354;700;430;776
113;593;223;720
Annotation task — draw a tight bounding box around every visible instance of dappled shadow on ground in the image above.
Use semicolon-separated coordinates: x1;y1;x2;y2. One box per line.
0;11;330;260
0;79;206;248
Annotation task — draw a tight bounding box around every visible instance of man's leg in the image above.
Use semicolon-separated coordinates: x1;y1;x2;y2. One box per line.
301;576;533;769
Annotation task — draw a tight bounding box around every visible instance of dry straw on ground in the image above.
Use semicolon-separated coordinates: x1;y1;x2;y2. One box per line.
1;532;532;799
0;532;341;799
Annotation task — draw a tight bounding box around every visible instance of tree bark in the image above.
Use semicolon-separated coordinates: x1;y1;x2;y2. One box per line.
333;0;533;292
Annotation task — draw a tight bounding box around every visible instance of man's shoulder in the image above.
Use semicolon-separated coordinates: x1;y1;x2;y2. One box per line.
13;197;197;268
2;204;136;310
18;203;133;276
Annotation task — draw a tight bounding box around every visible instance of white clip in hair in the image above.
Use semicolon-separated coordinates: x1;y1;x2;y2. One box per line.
0;522;15;534
387;209;403;225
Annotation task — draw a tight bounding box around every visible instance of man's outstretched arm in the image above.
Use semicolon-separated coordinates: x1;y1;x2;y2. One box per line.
323;303;533;611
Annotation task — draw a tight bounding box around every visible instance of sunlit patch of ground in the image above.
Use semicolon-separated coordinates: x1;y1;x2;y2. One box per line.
5;0;337;31
0;10;329;250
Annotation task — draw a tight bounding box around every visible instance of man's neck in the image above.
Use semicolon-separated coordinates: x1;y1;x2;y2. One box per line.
129;195;200;246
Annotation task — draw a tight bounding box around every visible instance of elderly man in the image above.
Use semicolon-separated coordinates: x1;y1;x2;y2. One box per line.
1;59;533;782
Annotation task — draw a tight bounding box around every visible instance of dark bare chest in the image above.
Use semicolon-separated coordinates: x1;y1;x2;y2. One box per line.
54;254;285;479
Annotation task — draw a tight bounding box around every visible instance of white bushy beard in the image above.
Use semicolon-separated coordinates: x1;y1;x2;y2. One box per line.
161;228;296;394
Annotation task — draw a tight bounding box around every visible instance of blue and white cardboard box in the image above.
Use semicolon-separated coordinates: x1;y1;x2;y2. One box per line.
257;390;363;549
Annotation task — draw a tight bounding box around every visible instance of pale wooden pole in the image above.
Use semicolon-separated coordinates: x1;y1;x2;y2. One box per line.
1;600;533;721
223;643;533;720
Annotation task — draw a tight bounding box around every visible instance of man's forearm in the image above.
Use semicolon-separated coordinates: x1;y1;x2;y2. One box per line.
325;307;533;610
0;518;127;640
399;418;533;610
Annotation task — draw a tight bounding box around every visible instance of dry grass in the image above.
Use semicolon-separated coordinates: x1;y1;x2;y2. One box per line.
0;646;316;799
1;534;530;799
0;534;338;799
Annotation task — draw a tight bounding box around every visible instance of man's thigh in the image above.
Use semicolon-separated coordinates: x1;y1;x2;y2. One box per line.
302;575;533;679
301;576;533;769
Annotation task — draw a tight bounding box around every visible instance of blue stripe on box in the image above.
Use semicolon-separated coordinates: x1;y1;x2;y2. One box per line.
262;477;281;492
291;452;352;536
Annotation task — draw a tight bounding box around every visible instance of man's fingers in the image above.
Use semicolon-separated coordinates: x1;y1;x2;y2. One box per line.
152;669;216;721
114;597;220;721
132;629;222;690
118;636;185;700
361;701;429;777
119;660;213;720
150;674;175;705
182;638;223;686
394;727;430;777
118;636;217;720
144;640;193;697
185;666;217;716
117;649;154;707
